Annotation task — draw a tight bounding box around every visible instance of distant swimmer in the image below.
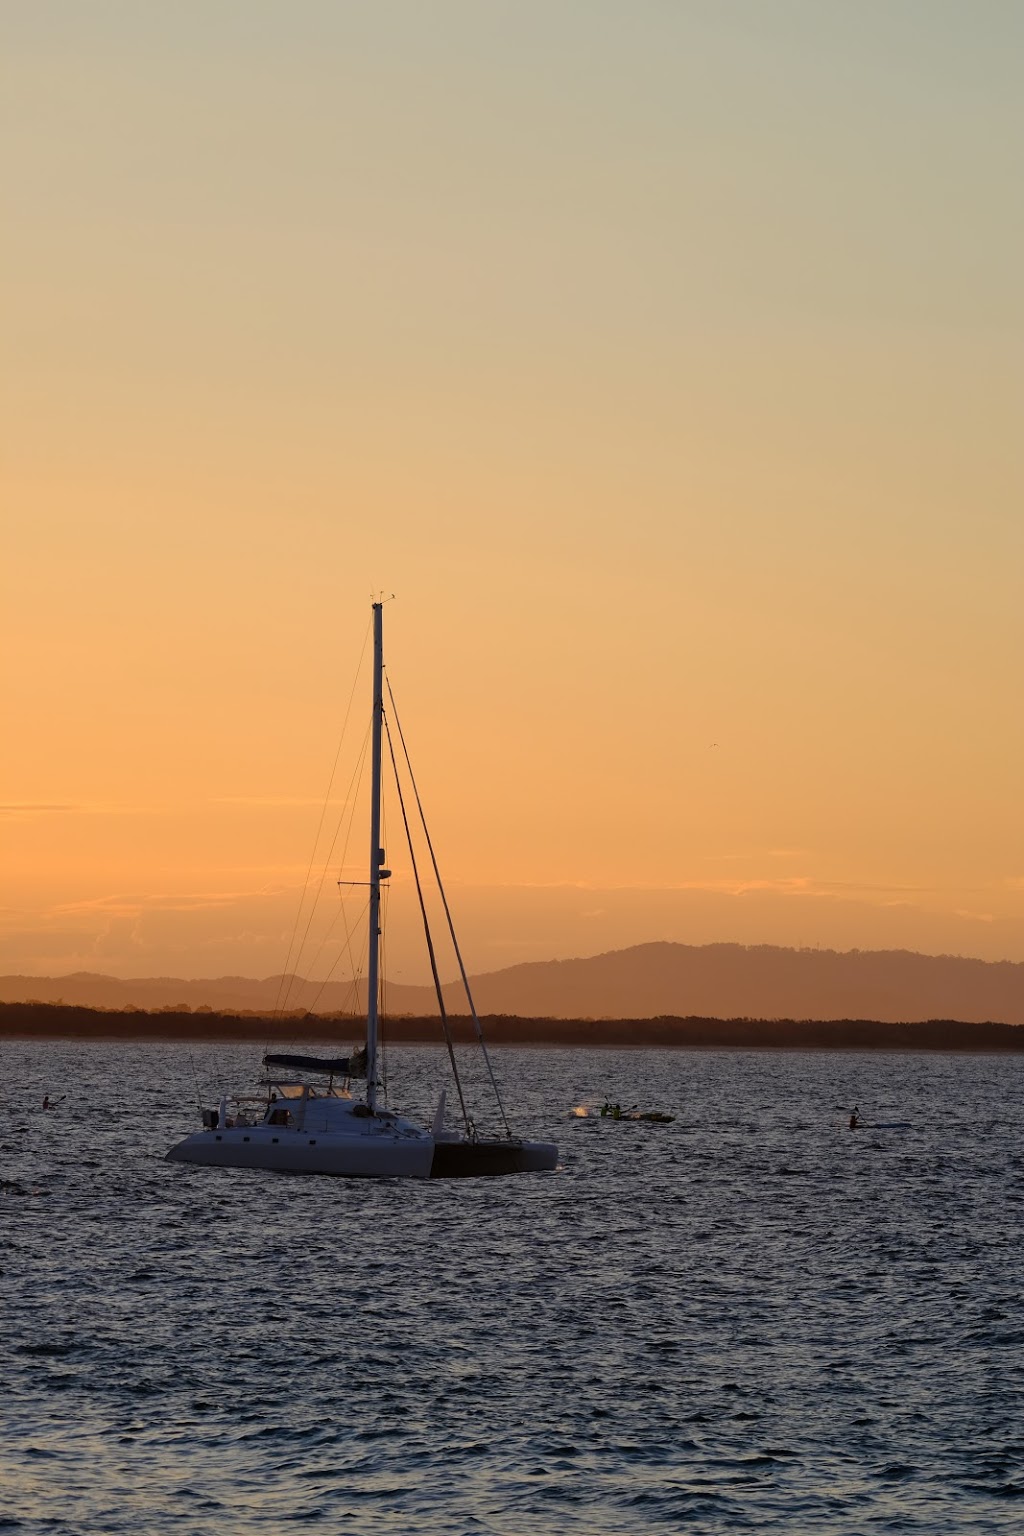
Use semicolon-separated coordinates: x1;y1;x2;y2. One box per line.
849;1107;860;1130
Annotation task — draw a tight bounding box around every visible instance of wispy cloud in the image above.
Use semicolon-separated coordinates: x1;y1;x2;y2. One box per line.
210;796;352;809
0;802;172;820
812;880;936;896
466;876;936;902
51;895;144;918
715;848;813;863
0;803;81;817
52;888;287;918
727;877;817;896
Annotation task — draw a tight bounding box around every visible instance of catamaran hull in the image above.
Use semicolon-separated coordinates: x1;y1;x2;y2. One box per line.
165;1129;434;1179
430;1138;558;1178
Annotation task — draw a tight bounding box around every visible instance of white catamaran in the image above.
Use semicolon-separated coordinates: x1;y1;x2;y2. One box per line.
166;601;557;1179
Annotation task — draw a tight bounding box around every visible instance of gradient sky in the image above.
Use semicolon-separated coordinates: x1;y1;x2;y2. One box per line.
3;1;1023;983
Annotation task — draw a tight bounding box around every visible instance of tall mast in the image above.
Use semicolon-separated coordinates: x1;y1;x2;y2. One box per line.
365;600;384;1113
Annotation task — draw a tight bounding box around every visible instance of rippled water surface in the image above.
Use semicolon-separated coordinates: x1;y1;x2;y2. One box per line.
2;1041;1023;1533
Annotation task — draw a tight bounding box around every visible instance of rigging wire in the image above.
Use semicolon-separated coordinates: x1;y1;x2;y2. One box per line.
286;894;370;1034
266;719;372;1068
383;712;472;1135
272;616;373;1026
274;720;374;1038
386;678;511;1137
284;704;377;1036
276;679;384;1055
276;719;372;1019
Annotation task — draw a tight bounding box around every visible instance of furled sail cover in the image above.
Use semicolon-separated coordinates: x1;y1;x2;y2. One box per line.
263;1053;353;1074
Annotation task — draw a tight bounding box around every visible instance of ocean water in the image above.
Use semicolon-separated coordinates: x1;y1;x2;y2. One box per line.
1;1040;1022;1534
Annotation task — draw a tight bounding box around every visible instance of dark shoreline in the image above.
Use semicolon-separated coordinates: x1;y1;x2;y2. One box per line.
2;1002;1022;1051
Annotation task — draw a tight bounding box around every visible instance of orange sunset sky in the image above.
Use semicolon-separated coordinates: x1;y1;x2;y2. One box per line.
3;3;1023;984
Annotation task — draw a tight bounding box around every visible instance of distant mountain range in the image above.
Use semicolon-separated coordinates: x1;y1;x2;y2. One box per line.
4;942;1024;1024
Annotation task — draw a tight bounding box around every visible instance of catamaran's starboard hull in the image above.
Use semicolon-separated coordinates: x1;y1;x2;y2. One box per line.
165;1129;434;1179
430;1138;558;1178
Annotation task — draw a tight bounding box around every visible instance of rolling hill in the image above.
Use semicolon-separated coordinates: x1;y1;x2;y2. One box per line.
4;942;1024;1023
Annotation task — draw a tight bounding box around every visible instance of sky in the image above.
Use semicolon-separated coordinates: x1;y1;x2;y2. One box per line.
3;1;1023;985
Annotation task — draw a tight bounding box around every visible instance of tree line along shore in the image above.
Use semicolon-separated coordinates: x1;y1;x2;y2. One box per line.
1;1001;1022;1051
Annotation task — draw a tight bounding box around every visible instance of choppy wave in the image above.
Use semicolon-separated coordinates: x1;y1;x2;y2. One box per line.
1;1040;1022;1533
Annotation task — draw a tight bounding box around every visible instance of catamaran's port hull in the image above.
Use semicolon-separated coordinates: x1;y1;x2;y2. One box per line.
165;1130;434;1178
165;1130;558;1178
430;1139;558;1177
